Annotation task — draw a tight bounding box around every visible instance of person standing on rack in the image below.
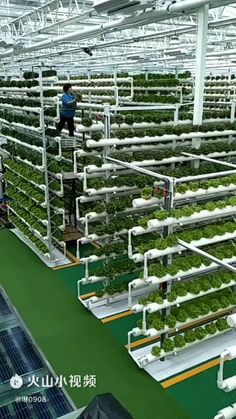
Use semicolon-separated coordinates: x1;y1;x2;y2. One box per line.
58;83;77;137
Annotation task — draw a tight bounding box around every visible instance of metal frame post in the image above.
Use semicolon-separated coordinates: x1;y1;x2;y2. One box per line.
193;4;209;126
161;179;174;347
38;66;53;260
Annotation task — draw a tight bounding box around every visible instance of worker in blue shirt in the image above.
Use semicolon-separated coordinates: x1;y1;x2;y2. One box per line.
58;83;77;137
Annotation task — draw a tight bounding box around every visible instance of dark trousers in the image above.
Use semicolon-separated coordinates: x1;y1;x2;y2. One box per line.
58;114;75;137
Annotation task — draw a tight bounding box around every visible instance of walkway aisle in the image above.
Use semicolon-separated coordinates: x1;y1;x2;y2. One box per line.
0;229;190;419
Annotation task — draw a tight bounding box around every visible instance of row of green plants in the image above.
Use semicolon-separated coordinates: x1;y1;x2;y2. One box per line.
110;110;229;127
175;174;236;195
146;242;236;279
0;109;40;128
93;216;138;236
9;215;48;255
8;185;47;221
92;196;134;215
132;72;191;80
5;159;45;185
205;97;231;103
151;317;230;357
87;174;155;190
67;72;189;81
138;221;236;254
141;173;236;201
133;79;180;87
95;282;129;298
0;96;57;118
138;269;236;306
8;183;63;232
23;70;57;79
1;126;43;147
132;93;179;104
5;172;45;204
49;159;72;174
80;140;236;171
206;75;236;81
138;196;236;228
91;258;138;280
0;96;41;108
145;288;235;331
114;141;236;164
9;200;47;237
94;241;126;257
93;233;159;258
92;249;236;300
110;121;236;139
205;88;236;95
87;163;225;191
4;143;43;167
0;80;38;88
111;111;174;125
25;90;58;98
79;154;103;168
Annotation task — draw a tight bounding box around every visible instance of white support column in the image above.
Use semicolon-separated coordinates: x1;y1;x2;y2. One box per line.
193;4;209;126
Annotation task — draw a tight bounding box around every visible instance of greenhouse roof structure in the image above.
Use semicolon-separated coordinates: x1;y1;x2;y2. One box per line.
0;0;236;73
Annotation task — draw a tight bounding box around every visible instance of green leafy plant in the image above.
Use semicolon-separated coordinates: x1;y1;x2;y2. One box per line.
81;117;93;127
195;327;207;340
167;291;177;302
164;314;177;328
185;330;196;343
151;318;165;331
205;323;217;335
216;318;229;331
175;284;188;297
208;298;222;313
151;346;161;357
176;309;188;323
174;335;185;348
186;304;201;319
162;339;175;353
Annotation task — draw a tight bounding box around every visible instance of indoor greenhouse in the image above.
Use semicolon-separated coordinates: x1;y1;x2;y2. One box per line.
1;1;236;419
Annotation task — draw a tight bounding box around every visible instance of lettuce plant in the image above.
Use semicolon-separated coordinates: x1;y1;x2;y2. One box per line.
167;291;177;302
211;276;223;289
195;327;207;340
186;304;201;319
187;282;201;295
220;296;231;308
197;302;210;315
174;335;185;348
151;346;161;357
199;279;212;292
152;318;165;331
176;309;188;323
162;339;175;353
164;314;177;328
205;323;217;335
175;284;188;297
185;330;196;343
216;318;229;331
208;298;221;312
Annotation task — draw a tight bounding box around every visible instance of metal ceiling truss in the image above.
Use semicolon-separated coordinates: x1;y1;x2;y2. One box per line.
0;0;94;39
0;0;235;73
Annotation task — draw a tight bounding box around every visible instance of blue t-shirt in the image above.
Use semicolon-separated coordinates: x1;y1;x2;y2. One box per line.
61;93;76;118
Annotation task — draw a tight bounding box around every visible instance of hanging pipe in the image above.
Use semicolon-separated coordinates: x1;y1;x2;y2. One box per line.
0;0;228;59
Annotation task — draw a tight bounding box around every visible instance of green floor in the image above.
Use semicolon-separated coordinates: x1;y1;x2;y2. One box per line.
168;359;236;419
0;229;190;419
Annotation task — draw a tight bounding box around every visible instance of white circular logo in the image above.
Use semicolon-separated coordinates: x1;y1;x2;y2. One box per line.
10;375;23;389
